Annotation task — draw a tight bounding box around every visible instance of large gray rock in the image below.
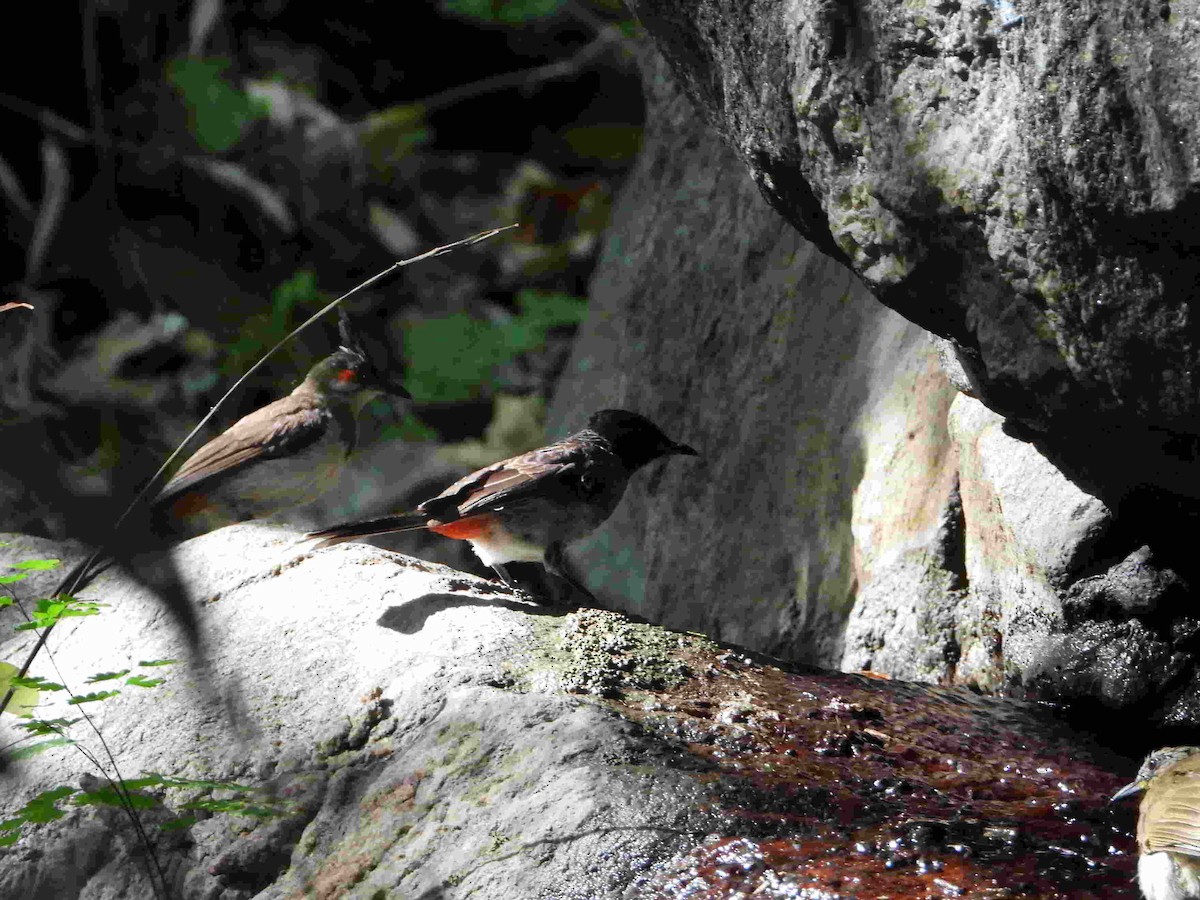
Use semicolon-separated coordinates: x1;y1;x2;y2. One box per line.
549;31;1200;721
0;526;711;899
628;0;1200;503
551;54;959;669
0;526;1144;899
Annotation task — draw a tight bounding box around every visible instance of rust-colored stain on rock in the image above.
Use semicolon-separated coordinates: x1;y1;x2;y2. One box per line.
605;649;1137;899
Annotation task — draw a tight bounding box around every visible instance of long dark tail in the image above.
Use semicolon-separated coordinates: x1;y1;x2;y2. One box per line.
305;512;429;549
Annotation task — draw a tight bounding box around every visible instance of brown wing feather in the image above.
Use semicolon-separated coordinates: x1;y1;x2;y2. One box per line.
157;392;328;502
1142;770;1200;857
419;440;586;521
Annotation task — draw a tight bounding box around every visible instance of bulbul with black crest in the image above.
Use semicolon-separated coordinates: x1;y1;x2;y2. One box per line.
1113;745;1200;900
152;309;410;538
306;408;698;598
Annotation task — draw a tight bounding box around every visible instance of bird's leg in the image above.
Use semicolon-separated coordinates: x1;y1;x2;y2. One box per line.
543;542;596;606
490;564;518;589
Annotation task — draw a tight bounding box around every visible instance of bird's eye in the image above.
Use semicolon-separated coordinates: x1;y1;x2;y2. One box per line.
579;472;598;494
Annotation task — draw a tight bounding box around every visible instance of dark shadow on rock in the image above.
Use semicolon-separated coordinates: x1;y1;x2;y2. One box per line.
377;591;566;635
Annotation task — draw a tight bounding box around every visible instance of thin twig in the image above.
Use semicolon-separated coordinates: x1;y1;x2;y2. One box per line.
417;30;621;114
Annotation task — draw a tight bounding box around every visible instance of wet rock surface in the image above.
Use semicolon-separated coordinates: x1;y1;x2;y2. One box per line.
0;528;1141;898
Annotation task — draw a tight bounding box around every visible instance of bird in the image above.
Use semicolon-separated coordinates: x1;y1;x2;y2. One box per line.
150;310;410;539
1112;745;1200;900
306;408;698;598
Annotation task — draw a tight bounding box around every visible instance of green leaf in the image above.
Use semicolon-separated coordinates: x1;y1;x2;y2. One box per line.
0;573;28;585
125;675;164;688
67;690;120;705
180;798;281;817
76;787;158;810
271;270;323;325
86;670;131;684
160;815;198;832
12;676;66;692
563;125;644;161
167;57;270;152
9;737;73;760
0;662;41;718
137;659;179;667
13;559;61;571
20;786;76;823
401;292;587;409
14;597;103;631
18;717;79;734
363;104;428;171
442;0;566;24
148;774;254;792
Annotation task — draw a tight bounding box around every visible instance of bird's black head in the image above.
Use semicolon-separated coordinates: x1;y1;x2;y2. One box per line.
586;408;699;470
309;309;411;401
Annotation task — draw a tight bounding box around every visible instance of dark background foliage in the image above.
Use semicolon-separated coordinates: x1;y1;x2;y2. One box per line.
0;0;645;549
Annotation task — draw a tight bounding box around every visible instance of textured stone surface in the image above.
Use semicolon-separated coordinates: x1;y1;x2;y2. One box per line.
551;53;957;669
0;527;1146;899
628;0;1200;506
548;45;1200;723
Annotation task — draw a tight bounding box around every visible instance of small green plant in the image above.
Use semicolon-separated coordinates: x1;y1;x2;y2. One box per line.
0;557;285;858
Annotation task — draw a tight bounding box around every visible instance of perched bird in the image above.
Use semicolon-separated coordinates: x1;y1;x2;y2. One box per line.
1113;746;1200;900
152;314;410;538
306;408;698;597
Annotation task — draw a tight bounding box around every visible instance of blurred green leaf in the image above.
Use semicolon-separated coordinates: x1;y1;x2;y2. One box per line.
86;670;130;684
442;0;566;24
67;690;120;705
13;559;60;571
125;675;165;689
16;786;75;823
0;663;41;718
14;597;102;631
363;105;429;171
10;737;73;760
401;292;587;408
378;413;440;443
77;787;158;809
138;659;179;667
221;271;327;377
563;125;643;161
0;574;26;585
18;717;79;734
13;676;66;692
271;270;322;325
167;57;270;152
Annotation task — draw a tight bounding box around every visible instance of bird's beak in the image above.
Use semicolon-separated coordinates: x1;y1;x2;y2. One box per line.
671;442;699;457
1110;780;1144;803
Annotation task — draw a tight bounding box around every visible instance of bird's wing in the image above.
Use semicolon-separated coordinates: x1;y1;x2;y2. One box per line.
156;394;329;503
419;439;591;521
1142;770;1200;857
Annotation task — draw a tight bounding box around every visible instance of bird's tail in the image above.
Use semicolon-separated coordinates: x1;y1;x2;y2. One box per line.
305;513;429;550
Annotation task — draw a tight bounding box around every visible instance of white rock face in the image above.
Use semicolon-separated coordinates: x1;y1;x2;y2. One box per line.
0;524;709;899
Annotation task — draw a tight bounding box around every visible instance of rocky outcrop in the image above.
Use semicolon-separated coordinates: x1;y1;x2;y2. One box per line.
0;527;1142;898
549;15;1200;722
628;0;1200;501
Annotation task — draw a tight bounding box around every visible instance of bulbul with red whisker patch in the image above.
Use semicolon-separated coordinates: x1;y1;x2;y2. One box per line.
306;409;698;599
150;309;410;538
